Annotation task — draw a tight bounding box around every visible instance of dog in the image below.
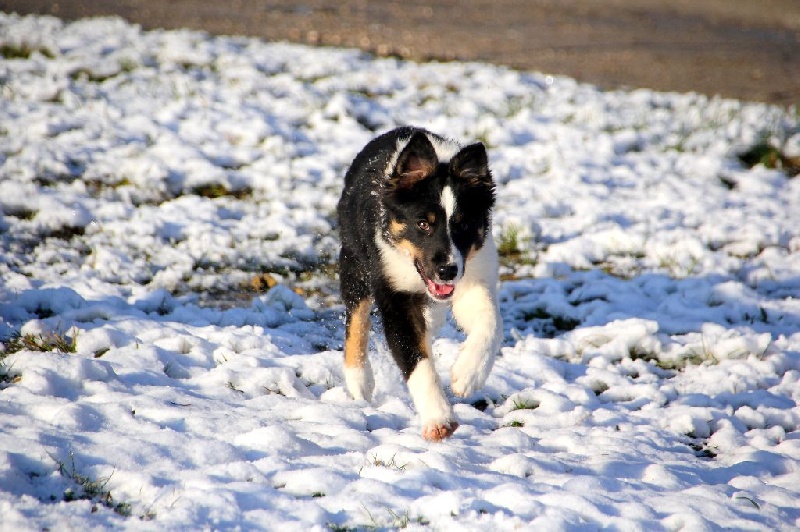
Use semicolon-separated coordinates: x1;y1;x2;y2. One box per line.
337;126;503;441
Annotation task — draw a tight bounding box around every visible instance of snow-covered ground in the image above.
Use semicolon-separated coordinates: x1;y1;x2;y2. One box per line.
1;12;799;530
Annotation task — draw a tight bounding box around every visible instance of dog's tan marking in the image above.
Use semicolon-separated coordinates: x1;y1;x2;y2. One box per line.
426;212;436;223
393;239;423;263
344;298;372;368
465;229;487;260
389;219;406;239
466;243;481;261
417;327;432;360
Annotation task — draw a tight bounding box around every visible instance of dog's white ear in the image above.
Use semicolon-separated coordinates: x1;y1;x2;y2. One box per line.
390;132;438;189
450;142;491;185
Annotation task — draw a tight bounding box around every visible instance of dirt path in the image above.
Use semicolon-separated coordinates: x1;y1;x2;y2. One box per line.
2;0;798;106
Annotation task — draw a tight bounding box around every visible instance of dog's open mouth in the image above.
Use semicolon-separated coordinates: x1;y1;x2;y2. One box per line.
415;261;455;300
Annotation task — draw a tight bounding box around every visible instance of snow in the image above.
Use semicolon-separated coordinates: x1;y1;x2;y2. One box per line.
1;12;799;530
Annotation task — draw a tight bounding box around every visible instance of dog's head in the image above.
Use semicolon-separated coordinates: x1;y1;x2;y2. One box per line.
379;131;495;301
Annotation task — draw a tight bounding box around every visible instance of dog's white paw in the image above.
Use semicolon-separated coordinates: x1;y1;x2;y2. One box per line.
421;418;459;441
407;358;458;440
450;365;483;398
345;365;374;402
450;347;493;398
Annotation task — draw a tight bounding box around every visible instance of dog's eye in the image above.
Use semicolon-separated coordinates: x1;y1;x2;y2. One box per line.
416;220;432;234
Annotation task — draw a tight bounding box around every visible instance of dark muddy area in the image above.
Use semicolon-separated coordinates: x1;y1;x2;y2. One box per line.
3;0;798;105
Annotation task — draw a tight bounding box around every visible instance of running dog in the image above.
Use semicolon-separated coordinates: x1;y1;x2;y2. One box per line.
337;126;502;441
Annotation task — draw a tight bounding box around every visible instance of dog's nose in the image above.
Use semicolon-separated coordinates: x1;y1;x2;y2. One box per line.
436;263;458;281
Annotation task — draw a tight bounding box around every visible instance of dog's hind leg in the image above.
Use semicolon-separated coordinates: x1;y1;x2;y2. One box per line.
377;291;458;441
343;296;374;401
341;251;375;401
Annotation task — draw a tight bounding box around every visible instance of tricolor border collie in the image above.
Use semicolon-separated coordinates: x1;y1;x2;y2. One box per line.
337;127;502;441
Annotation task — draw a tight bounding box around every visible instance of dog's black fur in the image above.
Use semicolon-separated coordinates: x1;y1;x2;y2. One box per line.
337;127;502;441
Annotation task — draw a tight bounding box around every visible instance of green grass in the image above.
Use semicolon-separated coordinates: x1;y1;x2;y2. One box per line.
3;206;37;221
0;42;55;60
326;525;358;532
68;59;138;83
2;330;77;354
366;453;408;471
357;503;430;530
497;224;522;258
627;346;709;371
190;183;254;199
386;508;430;528
530;308;579;330
657;253;701;279
738;140;800;177
509;397;540;411
497;224;540;275
41;225;87;240
519;307;581;338
503;95;531;118
54;453;132;517
0;359;19;387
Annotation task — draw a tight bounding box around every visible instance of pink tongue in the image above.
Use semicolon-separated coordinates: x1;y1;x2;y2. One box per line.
427;279;454;297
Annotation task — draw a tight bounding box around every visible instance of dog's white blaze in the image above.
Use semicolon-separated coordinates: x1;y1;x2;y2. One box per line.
440;185;463;278
406;357;455;427
441;185;456;221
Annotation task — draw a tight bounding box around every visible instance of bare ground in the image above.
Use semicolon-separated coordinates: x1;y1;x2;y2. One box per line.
2;0;798;106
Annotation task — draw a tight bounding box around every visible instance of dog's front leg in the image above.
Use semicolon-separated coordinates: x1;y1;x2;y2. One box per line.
451;284;502;397
377;290;458;441
450;242;503;397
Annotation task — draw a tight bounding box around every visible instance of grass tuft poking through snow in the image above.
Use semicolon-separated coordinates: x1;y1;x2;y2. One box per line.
3;330;78;355
53;453;132;518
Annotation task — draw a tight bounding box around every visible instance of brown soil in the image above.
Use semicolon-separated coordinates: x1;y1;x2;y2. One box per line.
2;0;798;106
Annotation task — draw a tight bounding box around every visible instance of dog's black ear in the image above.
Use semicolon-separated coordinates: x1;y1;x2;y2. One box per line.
450;142;491;186
390;131;438;189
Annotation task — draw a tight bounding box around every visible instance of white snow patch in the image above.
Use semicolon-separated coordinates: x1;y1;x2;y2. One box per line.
0;12;798;530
